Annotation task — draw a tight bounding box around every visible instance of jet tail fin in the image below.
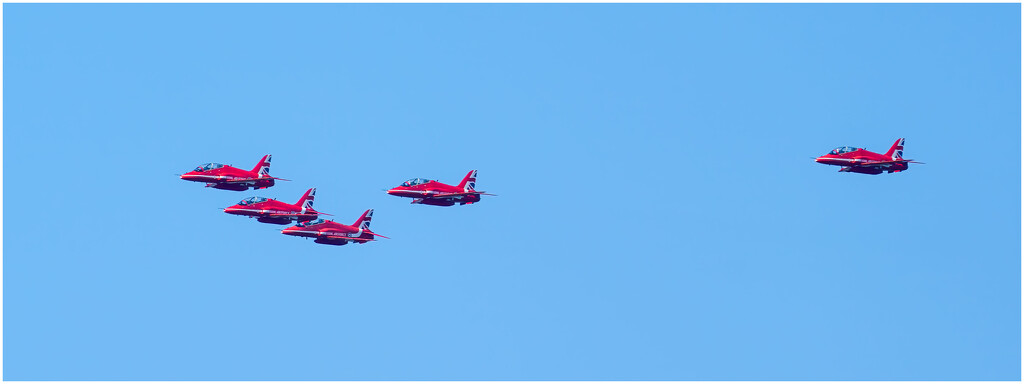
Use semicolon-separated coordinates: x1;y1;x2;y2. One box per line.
883;138;905;160
353;209;373;230
251;154;272;177
352;209;376;239
295;188;315;210
456;170;478;192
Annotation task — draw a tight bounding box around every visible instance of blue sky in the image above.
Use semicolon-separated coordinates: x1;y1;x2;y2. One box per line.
4;4;1020;380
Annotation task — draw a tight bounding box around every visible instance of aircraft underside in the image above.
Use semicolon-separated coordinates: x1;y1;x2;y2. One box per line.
839;166;884;175
411;195;481;206
313;237;370;246
412;198;457;206
839;163;908;174
257;217;294;224
205;179;274;191
207;183;251;191
314;237;349;245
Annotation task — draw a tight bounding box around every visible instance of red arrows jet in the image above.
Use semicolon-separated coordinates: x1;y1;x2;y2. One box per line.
386;170;495;206
180;154;288;190
281;209;389;246
223;188;325;224
815;138;923;174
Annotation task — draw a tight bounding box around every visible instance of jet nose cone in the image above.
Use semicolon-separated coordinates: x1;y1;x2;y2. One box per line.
224;206;240;214
814;156;826;163
281;227;299;236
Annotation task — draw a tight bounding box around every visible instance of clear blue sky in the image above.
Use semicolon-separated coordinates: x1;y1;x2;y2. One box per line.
4;4;1020;380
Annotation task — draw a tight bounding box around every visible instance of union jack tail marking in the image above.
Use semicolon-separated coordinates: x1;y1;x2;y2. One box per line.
296;188;316;210
457;170;478;192
353;209;373;230
884;138;905;160
252;154;273;177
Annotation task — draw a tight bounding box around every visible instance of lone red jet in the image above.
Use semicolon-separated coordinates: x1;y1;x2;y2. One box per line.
386;170;494;206
281;209;388;246
223;188;325;224
180;154;288;190
815;138;922;174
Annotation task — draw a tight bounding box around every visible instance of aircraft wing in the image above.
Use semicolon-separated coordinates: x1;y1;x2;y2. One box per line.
216;177;264;184
862;159;918;164
410;190;450;197
264;212;330;217
425;191;496;198
320;235;375;242
852;159;922;168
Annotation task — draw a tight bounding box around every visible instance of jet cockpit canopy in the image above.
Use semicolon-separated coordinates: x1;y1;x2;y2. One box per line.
828;146;861;155
194;163;225;172
297;218;327;227
400;178;433;187
238;197;269;206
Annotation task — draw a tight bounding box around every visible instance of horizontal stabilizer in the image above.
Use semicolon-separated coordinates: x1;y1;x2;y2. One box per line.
365;231;390;239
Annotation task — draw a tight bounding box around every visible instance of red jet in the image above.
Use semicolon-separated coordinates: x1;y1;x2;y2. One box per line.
386;170;495;206
815;138;922;174
223;188;326;224
281;209;388;246
180;154;288;190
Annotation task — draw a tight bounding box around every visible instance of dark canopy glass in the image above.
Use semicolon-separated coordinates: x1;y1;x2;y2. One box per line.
238;197;268;206
828;146;861;155
400;178;433;187
297;219;327;227
194;163;225;172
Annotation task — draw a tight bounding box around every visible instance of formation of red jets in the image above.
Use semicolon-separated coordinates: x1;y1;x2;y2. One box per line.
180;156;493;246
180;138;918;247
